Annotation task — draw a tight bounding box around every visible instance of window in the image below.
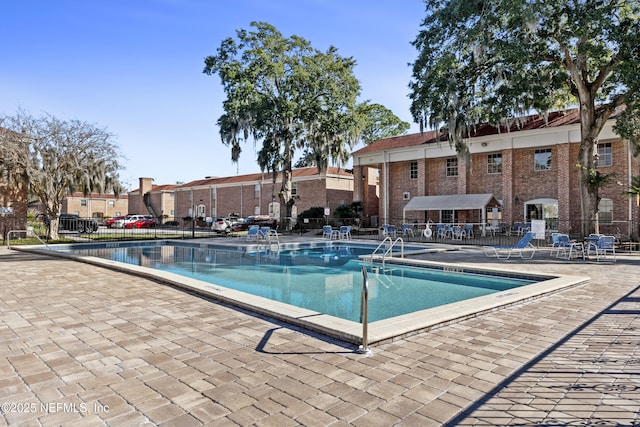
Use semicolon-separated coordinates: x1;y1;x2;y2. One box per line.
534;148;552;171
441;210;458;223
598;198;613;224
108;201;115;207
409;161;418;179
291;182;297;196
254;184;260;199
597;142;612;167
487;153;502;174
446;158;458;177
80;199;87;207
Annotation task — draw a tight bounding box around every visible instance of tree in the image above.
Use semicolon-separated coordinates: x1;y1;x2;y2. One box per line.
203;22;362;228
0;111;124;240
410;0;640;235
356;102;411;145
295;102;410;167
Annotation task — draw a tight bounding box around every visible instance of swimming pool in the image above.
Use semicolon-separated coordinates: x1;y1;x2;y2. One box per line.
29;240;587;345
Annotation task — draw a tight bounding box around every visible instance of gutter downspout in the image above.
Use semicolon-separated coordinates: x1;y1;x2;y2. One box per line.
383;150;388;224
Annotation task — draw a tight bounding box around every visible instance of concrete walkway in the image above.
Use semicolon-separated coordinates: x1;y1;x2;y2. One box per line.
0;243;638;426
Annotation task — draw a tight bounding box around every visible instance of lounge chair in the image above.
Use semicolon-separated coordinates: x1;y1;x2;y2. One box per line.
322;225;334;239
483;231;537;260
244;225;260;241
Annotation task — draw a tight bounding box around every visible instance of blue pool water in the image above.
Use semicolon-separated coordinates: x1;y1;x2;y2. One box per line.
61;242;537;322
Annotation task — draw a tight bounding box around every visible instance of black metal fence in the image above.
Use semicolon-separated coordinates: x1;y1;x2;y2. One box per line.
5;216;638;250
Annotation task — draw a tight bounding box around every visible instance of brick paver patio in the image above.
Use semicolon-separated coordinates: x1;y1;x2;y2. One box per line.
0;243;638;426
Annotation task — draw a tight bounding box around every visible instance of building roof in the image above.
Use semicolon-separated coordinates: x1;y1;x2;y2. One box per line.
353;108;618;156
175;166;353;189
64;192;128;199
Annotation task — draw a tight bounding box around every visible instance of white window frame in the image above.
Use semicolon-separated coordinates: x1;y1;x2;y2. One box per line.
534;148;552;171
446;158;458;177
487;153;502;174
409;161;418;179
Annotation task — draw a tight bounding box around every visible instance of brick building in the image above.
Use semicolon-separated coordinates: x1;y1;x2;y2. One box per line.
127;178;180;222
129;167;354;226
61;193;129;220
352;109;640;238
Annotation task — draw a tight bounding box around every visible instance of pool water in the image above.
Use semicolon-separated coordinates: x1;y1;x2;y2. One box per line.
64;242;536;323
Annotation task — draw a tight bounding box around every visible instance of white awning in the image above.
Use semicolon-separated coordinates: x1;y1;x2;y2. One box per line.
403;194;501;212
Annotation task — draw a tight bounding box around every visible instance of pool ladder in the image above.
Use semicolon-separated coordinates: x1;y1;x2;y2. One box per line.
367;236;404;266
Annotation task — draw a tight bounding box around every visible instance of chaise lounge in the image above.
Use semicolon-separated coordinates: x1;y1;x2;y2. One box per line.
483;231;537;260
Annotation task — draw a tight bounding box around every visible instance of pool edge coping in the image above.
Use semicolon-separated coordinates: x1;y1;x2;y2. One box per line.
13;243;590;347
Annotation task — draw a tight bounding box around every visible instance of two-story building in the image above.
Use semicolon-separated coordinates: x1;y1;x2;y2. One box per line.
129;166;354;226
352;109;639;238
61;192;129;220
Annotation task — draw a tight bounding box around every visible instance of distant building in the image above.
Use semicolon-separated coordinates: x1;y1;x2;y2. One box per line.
128;167;354;225
127;178;180;221
61;193;129;219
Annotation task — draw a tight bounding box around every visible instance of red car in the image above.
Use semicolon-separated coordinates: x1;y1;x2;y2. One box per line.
105;216;125;228
125;218;157;229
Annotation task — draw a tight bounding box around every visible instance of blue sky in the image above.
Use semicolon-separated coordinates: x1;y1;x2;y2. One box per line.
1;0;425;189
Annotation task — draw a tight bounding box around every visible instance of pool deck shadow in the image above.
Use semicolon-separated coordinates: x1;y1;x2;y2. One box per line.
1;239;639;426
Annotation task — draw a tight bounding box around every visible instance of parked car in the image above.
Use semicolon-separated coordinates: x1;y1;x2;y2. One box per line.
231;215;278;232
112;214;153;228
58;214;99;234
124;218;157;229
104;216;125;228
212;218;231;233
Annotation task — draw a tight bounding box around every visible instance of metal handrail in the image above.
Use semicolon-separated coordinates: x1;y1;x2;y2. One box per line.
7;228;50;249
357;266;371;355
383;237;404;259
367;236;404;265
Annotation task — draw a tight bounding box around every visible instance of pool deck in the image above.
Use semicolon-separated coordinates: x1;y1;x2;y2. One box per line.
1;237;639;426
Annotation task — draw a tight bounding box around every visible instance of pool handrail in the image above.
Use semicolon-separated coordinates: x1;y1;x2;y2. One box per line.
368;237;404;265
7;228;50;250
357;265;371;355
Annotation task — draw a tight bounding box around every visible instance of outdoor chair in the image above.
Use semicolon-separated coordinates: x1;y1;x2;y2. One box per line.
513;221;524;236
585;234;604;258
244;225;260;241
322;225;335;239
464;224;474;239
483;231;537;260
593;235;616;262
402;223;414;238
553;234;584;259
338;226;351;240
382;224;397;239
451;225;465;240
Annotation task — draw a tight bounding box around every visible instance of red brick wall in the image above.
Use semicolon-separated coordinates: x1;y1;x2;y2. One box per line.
380;139;637;234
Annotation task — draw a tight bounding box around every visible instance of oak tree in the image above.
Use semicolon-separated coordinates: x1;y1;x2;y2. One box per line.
0;111;124;239
410;0;640;234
